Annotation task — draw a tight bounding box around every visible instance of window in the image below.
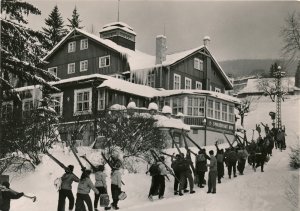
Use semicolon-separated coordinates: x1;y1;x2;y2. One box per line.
207;99;214;118
22;99;34;118
74;88;92;114
196;81;202;90
215;87;221;93
68;63;75;74
48;67;57;77
185;77;191;89
68;41;76;53
172;97;184;115
99;55;110;68
194;58;203;70
174;74;181;90
210;85;212;91
2;102;13;120
80;39;88;50
229;105;235;123
80;60;88;72
50;93;63;115
98;90;105;110
215;101;221;120
222;103;228;121
187;97;205;116
147;73;155;87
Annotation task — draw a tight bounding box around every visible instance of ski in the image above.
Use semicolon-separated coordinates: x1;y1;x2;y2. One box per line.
182;133;196;176
80;154;97;172
223;132;234;148
45;151;67;170
70;146;85;170
185;133;202;150
101;152;125;185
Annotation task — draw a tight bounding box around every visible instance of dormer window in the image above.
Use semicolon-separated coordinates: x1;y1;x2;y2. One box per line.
99;55;110;68
194;58;203;71
68;41;76;53
80;39;88;50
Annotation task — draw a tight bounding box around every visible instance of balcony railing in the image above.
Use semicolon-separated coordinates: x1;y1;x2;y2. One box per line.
183;116;205;126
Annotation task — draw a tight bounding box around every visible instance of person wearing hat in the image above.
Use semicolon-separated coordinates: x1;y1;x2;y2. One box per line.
75;169;99;211
57;165;79;211
0;181;24;211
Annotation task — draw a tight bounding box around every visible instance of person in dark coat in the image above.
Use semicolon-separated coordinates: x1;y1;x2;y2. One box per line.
195;149;210;188
0;182;24;211
254;144;267;172
215;143;225;183
171;154;181;195
58;165;79;211
225;148;238;179
270;123;278;149
277;129;285;151
261;122;270;135
237;147;249;175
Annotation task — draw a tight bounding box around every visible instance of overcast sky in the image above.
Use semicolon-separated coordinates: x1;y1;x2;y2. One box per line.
26;0;299;61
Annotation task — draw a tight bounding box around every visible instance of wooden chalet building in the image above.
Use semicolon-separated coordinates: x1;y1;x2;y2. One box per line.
3;22;239;147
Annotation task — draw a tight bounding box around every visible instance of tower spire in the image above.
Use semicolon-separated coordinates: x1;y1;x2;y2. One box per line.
117;0;120;22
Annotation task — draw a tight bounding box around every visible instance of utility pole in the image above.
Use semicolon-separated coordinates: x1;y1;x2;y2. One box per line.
117;0;120;22
273;65;286;129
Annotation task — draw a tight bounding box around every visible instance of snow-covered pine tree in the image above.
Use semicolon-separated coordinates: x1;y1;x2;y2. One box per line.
1;0;59;91
67;6;83;30
42;5;68;51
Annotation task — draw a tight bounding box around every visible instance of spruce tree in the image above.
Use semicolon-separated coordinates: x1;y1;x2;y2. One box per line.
0;0;59;91
42;5;68;51
67;6;83;30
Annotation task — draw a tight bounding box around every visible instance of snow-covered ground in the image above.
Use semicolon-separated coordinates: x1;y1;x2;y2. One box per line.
8;96;300;211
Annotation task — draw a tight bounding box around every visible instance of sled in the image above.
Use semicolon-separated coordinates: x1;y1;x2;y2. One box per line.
100;194;110;207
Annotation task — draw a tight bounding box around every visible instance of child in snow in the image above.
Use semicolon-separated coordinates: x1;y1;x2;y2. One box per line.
94;165;111;211
75;169;99;211
57;165;79;211
0;181;24;211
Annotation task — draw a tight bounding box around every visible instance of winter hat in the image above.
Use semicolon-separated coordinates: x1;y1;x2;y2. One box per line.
160;156;165;161
68;165;74;172
97;165;105;172
2;181;10;188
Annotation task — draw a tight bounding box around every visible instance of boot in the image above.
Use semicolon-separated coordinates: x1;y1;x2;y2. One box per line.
179;192;183;196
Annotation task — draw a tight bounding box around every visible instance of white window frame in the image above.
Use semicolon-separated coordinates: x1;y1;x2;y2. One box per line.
98;89;105;110
147;73;155;87
48;67;58;77
221;103;228;121
80;39;88;50
22;98;34;118
207;99;214;118
80;60;88;72
99;55;110;68
68;41;76;53
194;58;203;71
196;81;202;90
174;74;181;90
172;97;184;115
2;101;13;119
229;105;235;123
50;93;63;116
185;77;192;89
68;63;75;74
187;97;205;116
214;101;221;120
74;88;92;115
215;87;221;93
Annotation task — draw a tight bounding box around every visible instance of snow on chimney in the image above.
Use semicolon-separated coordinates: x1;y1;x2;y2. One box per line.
203;36;211;47
156;35;167;64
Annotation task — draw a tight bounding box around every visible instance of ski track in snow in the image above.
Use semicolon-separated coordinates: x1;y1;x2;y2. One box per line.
7;96;300;211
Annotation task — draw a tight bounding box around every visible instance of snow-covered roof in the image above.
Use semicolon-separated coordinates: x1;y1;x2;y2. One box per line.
14;85;42;92
102;22;134;31
100;25;137;35
154;115;190;131
50;74;110;85
238;77;295;95
98;77;160;98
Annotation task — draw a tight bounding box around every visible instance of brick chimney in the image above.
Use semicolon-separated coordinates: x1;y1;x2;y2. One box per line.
203;36;211;47
156;35;167;64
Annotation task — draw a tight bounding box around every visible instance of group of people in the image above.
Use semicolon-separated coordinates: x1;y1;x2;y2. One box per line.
57;152;123;211
147;122;286;201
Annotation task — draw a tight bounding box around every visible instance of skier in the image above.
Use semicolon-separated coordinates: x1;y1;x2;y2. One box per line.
215;143;225;183
261;122;270;135
148;160;160;200
171;154;181;195
110;164;123;209
57;165;79;211
195;149;210;188
207;150;217;194
237;146;249;175
276;129;285;151
75;169;99;211
270;123;278;149
0;181;24;211
94;165;111;211
225;148;238;179
254;144;267;172
256;124;262;137
178;154;195;196
156;156;169;199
